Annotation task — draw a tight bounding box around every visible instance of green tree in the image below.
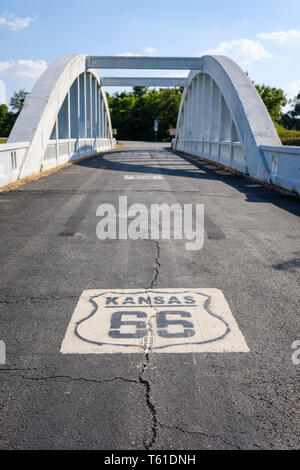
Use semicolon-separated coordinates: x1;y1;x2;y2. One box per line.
254;84;287;122
246;73;287;123
10;89;29;114
132;86;148;99
279;91;300;131
108;86;183;142
0;90;29;137
0;104;8;132
0;104;16;137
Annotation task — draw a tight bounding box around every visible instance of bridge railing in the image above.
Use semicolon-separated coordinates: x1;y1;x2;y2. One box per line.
260;145;300;195
174;139;246;173
0;137;115;189
0;142;30;188
173;56;300;197
4;55;115;188
43;138;112;170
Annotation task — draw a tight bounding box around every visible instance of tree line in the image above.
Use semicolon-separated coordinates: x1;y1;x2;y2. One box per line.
0;90;29;137
107;86;183;142
1;83;300;141
107;82;299;142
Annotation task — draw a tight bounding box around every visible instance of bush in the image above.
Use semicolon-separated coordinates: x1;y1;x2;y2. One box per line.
275;124;300;144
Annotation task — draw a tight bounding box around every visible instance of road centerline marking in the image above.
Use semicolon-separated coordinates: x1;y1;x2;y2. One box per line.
124;175;164;180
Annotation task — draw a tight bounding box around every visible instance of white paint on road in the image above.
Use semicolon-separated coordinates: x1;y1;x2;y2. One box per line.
61;289;249;354
124;174;164;180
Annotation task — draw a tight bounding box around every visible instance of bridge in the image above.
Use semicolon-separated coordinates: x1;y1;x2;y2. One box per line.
0;55;299;450
1;53;300;195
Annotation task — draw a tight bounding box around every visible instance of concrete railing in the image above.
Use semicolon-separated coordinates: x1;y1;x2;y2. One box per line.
43;138;113;170
0;138;114;190
173;139;300;196
175;139;246;174
261;145;300;195
7;55;116;185
173;55;300;197
0;142;30;188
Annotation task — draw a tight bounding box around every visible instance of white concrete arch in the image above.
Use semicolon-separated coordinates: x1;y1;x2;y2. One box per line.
174;55;282;182
3;53;299;195
8;54;114;178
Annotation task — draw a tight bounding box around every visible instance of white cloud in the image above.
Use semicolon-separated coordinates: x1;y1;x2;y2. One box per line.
117;52;141;57
164;71;189;78
258;30;300;45
0;60;47;79
283;80;300;100
201;39;274;65
144;46;157;55
0;80;6;104
117;47;157;57
0;12;37;31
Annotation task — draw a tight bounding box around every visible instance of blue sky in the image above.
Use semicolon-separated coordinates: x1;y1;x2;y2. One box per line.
1;0;300;107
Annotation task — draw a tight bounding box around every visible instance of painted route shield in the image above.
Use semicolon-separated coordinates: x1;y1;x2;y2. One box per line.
61;289;249;354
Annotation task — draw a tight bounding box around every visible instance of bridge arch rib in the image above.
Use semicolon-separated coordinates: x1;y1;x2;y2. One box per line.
174;55;282;182
8;54;114;178
4;53;299;195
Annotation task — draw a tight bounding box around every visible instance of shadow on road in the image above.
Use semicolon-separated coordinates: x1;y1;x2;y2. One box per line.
74;146;300;218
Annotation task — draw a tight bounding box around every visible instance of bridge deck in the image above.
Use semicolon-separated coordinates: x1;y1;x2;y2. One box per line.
0;141;299;449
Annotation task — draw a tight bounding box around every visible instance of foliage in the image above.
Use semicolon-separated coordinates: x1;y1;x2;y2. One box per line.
245;73;287;123
107;86;183;142
278;92;300;131
0;90;29;137
254;83;287;123
109;78;290;142
0;104;16;137
275;123;300;144
10;89;29;114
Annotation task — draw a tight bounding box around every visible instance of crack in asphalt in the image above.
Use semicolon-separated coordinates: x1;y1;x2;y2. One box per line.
0;368;39;373
138;353;158;450
135;239;162;449
144;240;161;290
0;235;162;451
0;295;78;305
1;240;160;451
21;375;139;385
4;368;158;449
158;421;242;449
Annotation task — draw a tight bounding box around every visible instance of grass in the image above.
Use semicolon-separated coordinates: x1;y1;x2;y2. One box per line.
275;124;300;146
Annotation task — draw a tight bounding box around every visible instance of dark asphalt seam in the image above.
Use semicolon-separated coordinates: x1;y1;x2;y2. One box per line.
137;236;160;451
0;295;78;305
158;422;242;449
144;240;161;290
14;371;159;449
136;239;162;449
9;189;272;194
59;195;92;238
21;375;139;385
138;353;158;450
204;215;226;241
0;368;39;373
1;368;160;447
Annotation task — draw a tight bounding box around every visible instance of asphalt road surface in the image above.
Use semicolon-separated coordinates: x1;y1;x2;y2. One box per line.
0;141;299;450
